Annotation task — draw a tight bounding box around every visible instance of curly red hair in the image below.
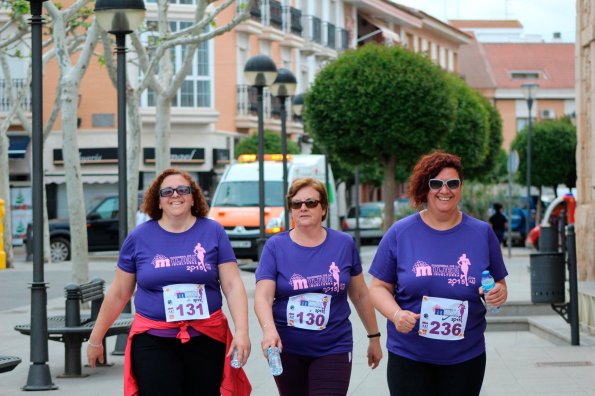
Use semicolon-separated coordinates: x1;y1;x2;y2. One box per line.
141;168;209;220
408;151;463;209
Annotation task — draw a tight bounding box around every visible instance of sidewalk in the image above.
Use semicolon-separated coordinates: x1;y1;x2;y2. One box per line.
0;246;594;395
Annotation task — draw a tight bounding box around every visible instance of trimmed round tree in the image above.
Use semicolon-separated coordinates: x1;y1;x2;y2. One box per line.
511;117;577;194
439;75;490;179
304;44;456;227
235;130;301;158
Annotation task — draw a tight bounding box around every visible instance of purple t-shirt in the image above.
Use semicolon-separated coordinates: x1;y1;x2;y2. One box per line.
118;217;236;323
255;228;362;357
369;212;508;365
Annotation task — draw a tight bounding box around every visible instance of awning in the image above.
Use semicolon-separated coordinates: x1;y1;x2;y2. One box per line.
44;174;119;185
359;14;401;45
8;135;30;158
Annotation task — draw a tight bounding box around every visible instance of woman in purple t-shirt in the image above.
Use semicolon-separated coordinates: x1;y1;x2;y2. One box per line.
369;151;508;396
255;177;383;396
86;168;251;395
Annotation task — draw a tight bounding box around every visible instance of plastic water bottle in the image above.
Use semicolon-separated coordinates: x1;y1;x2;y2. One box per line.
230;348;241;368
481;270;500;314
267;347;283;376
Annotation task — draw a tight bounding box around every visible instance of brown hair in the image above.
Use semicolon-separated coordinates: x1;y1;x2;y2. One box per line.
141;168;209;220
408;151;463;209
286;177;329;221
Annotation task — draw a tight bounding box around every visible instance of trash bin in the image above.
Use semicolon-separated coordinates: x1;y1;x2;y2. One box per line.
530;252;565;303
539;226;558;253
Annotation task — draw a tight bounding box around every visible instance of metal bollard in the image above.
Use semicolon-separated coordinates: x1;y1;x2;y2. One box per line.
64;284;82;327
566;224;579;346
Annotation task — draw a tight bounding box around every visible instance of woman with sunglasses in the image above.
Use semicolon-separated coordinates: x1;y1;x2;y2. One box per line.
86;168;251;396
368;151;508;396
254;177;383;396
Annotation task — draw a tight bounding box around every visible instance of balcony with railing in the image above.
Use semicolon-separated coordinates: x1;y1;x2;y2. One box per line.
0;79;32;113
325;22;336;49
237;84;297;130
281;5;304;47
338;27;349;51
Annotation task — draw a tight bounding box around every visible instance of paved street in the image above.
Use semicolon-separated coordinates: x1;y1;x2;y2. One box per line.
1;245;595;395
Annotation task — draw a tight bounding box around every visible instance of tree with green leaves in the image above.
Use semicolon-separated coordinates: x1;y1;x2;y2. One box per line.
510;117;577;196
439;75;490;179
468;95;504;182
304;44;456;228
235;130;301;158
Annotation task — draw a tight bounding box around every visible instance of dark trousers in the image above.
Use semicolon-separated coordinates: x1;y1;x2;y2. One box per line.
387;351;486;396
273;351;353;396
131;332;226;396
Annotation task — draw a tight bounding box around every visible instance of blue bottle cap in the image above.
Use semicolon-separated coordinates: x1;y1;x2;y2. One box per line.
482;270;490;276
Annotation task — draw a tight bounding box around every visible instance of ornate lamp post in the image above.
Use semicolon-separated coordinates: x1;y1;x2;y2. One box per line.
95;0;145;354
270;68;297;231
95;0;145;248
521;82;539;241
244;55;277;260
24;0;56;389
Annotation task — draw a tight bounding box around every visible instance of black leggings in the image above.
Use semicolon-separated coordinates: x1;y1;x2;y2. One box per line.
273;351;353;396
387;351;486;396
131;332;226;396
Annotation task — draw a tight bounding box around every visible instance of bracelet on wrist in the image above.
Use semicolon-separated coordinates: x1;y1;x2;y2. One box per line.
392;308;401;322
367;332;381;339
87;340;102;348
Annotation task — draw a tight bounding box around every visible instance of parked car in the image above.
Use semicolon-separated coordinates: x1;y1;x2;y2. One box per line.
526;193;576;249
342;198;412;243
26;193;143;262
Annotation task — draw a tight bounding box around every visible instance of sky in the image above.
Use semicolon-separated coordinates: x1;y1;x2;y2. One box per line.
394;0;576;42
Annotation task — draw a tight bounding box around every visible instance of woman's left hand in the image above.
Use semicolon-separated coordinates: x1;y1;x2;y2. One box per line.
228;329;251;368
366;338;383;369
481;279;508;308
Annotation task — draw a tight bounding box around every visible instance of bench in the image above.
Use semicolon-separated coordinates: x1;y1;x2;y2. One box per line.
14;278;133;378
0;355;21;374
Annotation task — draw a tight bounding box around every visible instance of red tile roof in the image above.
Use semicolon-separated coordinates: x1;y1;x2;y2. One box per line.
481;43;575;89
449;20;524;29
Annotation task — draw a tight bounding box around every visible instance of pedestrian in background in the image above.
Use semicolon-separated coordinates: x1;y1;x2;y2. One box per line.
254;177;383;396
489;202;508;246
86;168;251;396
368;151;508;396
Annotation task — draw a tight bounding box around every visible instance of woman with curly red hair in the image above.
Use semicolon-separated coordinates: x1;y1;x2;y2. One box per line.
369;151;508;396
87;168;251;396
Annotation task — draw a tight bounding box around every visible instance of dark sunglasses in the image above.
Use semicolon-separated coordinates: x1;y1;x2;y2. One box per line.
159;185;192;198
428;178;461;190
290;199;320;210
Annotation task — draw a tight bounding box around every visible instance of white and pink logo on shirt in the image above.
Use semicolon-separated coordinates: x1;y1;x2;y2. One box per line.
289;262;345;293
411;253;476;287
151;241;212;272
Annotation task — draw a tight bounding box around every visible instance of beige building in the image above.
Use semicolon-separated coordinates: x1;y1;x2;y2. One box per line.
1;0;469;222
452;20;575;150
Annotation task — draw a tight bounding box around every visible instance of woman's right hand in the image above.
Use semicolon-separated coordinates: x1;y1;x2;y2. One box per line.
86;341;105;368
393;310;421;334
260;325;283;359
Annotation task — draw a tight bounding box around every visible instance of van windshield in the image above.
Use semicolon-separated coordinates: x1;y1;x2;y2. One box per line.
212;181;285;207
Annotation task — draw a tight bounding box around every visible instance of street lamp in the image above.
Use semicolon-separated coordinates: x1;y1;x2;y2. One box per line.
95;0;145;248
270;68;297;231
244;55;277;260
521;82;539;242
95;0;145;354
24;0;57;389
292;93;332;229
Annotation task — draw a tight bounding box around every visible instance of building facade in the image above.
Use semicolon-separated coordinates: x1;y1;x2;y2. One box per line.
0;0;469;238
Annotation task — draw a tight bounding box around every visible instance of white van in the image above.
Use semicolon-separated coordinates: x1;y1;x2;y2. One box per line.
208;154;339;259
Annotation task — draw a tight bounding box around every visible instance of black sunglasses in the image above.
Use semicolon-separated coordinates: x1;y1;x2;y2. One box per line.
428;178;461;190
290;199;320;210
159;185;192;198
